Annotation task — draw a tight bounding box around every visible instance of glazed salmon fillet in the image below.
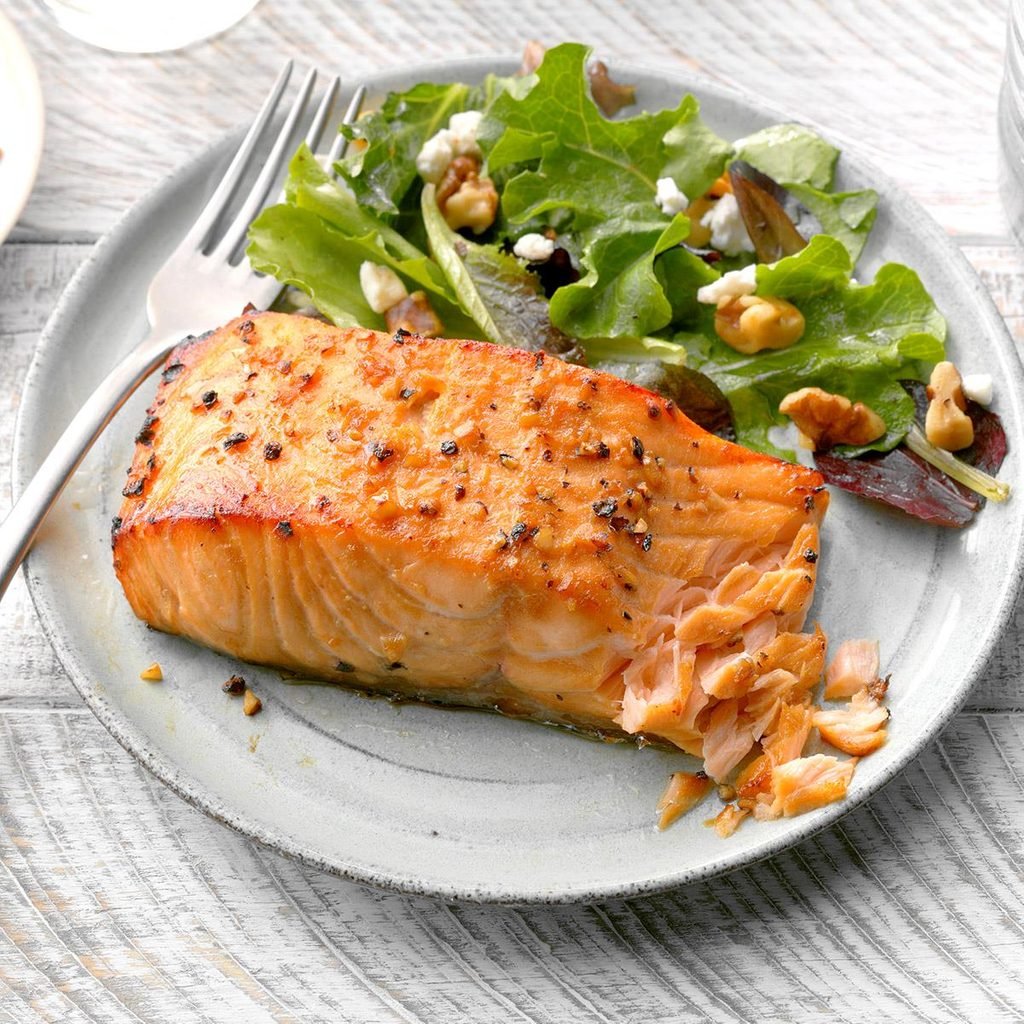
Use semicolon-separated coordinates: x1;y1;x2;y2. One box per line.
113;311;830;782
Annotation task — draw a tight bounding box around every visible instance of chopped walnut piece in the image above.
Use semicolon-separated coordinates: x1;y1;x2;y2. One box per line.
925;361;974;451
385;291;443;338
684;195;716;247
715;295;805;354
707;172;733;198
587;58;637;117
437;155;481;210
243;689;262;716
442;173;499;235
779;386;886;450
139;662;163;682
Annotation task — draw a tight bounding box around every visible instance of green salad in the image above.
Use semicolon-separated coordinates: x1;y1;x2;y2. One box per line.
247;42;1008;521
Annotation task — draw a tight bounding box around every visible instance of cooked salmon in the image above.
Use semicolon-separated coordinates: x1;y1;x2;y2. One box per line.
657;771;715;830
113;312;831;779
764;754;856;818
824;639;880;700
814;688;889;755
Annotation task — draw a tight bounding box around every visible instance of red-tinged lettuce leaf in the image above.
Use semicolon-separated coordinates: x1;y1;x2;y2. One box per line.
815;448;982;528
728;160;814;264
815;382;1008;527
962;404;1009;475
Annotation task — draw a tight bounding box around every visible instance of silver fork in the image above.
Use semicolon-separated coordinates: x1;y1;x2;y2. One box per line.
0;63;366;599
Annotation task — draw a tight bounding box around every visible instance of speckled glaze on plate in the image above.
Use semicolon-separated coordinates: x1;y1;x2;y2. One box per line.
14;57;1024;904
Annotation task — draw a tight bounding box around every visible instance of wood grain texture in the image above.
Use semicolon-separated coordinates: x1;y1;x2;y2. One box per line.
3;0;1024;1018
3;0;1013;242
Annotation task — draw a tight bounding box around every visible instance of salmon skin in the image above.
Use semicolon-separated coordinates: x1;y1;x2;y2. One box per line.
113;312;828;774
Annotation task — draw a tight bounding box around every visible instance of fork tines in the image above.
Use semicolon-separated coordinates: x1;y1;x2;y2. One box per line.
186;64;364;265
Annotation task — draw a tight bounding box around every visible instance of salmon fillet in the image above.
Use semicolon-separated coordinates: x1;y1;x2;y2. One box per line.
113;311;829;773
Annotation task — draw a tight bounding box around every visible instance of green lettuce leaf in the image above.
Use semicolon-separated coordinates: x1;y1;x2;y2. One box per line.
477;43;717;338
733;123;839;190
655;245;720;325
479;43;695;228
337;81;473;218
787;183;878;264
731;124;878;262
421;184;579;356
248;147;480;337
548;212;690;338
659;106;734;199
682;236;946;457
247;205;384;328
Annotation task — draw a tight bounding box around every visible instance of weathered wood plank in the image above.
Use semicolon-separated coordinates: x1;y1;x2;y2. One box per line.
0;710;1023;1021
4;0;1013;242
0;244;91;707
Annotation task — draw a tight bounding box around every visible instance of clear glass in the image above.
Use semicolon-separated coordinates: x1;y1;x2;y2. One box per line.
38;0;261;54
1000;0;1024;241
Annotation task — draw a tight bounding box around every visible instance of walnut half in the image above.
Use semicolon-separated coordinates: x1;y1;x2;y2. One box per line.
715;295;805;354
779;386;886;450
385;291;443;338
925;361;974;451
436;154;498;235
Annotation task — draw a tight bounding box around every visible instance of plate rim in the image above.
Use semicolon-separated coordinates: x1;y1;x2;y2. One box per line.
0;8;45;244
14;53;1024;904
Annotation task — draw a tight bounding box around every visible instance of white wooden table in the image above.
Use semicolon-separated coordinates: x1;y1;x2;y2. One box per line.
3;1;1024;1019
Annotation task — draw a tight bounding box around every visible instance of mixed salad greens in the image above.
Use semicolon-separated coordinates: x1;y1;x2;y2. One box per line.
247;42;1008;526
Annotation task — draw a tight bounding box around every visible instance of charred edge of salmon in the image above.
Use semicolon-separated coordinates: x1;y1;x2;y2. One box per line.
111;325;222;546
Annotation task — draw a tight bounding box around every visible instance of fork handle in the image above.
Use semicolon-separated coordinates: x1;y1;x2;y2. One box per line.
0;328;180;601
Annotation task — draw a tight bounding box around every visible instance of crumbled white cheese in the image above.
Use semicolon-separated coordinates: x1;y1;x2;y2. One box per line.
359;261;408;314
415;129;456;183
700;192;755;255
415;110;484;183
962;373;994;406
513;232;556;263
696;263;759;306
448;109;484;157
655;177;689;216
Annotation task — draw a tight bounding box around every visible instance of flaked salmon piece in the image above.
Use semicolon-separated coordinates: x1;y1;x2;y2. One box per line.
701;699;755;782
735;753;773;799
824;639;880;700
113;312;827;763
764;701;816;764
619;639;706;754
766;754;856;818
707;802;750;838
814;687;889;755
734;701;816;798
656;771;714;829
672;522;820;646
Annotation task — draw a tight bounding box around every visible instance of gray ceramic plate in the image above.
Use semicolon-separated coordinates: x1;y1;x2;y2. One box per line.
15;57;1024;904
